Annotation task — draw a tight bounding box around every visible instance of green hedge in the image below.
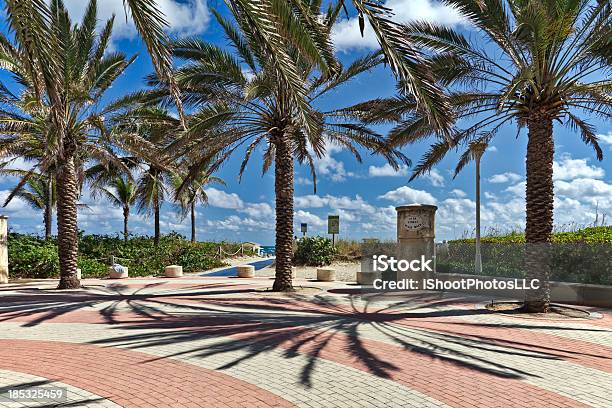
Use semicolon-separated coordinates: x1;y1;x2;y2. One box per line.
450;226;612;244
8;235;60;279
294;236;336;266
437;226;612;285
8;232;235;279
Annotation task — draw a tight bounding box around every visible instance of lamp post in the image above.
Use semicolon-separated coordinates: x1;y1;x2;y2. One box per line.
0;216;8;284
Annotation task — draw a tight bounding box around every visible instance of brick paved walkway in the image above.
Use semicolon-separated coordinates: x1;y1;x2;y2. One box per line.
1;277;611;407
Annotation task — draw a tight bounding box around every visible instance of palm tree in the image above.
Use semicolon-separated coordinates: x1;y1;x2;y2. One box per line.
107;106;181;246
0;0;160;288
0;171;56;239
162;5;407;291
172;168;224;243
16;175;55;241
91;176;137;242
0;0;439;290
360;0;611;311
136;166;170;246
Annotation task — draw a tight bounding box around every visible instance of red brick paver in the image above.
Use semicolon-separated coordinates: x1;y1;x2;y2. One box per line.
0;339;294;408
2;278;612;407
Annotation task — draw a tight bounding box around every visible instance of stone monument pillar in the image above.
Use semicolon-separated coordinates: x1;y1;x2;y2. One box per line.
0;216;8;284
396;204;437;281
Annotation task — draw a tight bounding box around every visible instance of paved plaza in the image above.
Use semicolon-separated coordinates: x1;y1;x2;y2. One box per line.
1;276;611;407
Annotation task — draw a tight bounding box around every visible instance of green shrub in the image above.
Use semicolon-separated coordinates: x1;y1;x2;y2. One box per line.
294;236;336;266
178;242;224;273
334;239;362;261
437;226;612;285
7;234;59;278
8;232;231;279
77;257;108;278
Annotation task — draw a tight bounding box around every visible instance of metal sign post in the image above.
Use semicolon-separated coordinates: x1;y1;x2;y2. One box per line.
327;215;339;246
300;223;307;237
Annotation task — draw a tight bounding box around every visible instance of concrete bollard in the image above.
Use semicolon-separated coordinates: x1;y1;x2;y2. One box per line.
237;265;255;278
76;268;82;280
164;265;183;278
108;266;128;279
357;271;380;285
316;268;336;282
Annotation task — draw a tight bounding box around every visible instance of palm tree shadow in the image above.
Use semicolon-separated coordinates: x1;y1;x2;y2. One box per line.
87;294;576;385
2;283;603;387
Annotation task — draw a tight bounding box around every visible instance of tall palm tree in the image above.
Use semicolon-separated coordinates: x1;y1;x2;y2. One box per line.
136;166;169;246
91;176;137;242
172;169;225;243
359;0;611;311
107;106;181;246
16;175;55;241
0;0;438;290
163;5;407;291
0;171;56;239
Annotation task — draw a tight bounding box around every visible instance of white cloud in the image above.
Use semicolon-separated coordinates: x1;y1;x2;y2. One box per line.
204;188;274;218
436;195;525;237
207;215;273;232
295;195;328;208
438;198;474;224
488;172;522;184
497;156;612;228
238;202;274;219
332;0;465;51
206;216;241;231
205;188;244;209
598;132;612;148
0;190;39;219
313;145;355;182
555;178;612;210
296;177;313;186
368;164;408;177
295;210;326;227
63;0;210;40
0;157;32;184
295;194;376;213
424;169;445;187
505;181;525;198
369;206;397;230
553;155;605;181
484;191;497;200
336;209;358;222
450;189;466;198
378;186;437;205
487;146;498;153
329;195;376;212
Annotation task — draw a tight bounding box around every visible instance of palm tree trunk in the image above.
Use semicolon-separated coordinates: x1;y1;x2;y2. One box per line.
56;154;80;289
523;116;554;313
190;201;196;243
272;132;294;292
154;195;160;246
123;207;129;243
475;156;482;275
44;175;53;240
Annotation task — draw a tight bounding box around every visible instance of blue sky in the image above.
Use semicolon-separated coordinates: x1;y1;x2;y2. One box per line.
1;0;610;245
